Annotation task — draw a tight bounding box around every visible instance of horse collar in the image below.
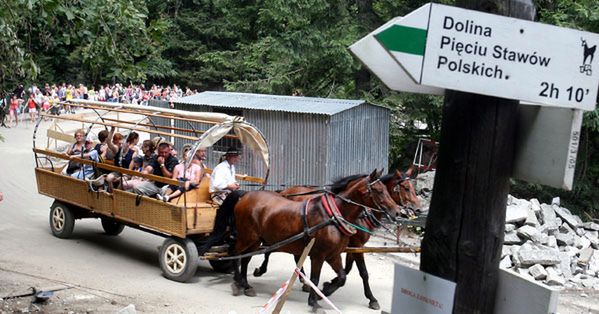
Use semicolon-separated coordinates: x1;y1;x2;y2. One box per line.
320;194;356;237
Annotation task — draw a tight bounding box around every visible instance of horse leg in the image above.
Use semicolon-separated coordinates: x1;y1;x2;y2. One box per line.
231;258;243;296
253;252;270;277
239;256;257;297
308;258;324;311
354;253;379;310
322;252;354;296
321;255;346;299
293;254;310;292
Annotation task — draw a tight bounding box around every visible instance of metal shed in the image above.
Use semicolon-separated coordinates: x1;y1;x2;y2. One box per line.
152;91;390;187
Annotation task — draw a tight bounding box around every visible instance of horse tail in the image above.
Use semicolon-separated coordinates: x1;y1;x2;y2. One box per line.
198;190;246;256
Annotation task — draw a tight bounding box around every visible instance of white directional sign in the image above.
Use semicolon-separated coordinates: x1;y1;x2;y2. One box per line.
349;17;443;95
375;3;599;111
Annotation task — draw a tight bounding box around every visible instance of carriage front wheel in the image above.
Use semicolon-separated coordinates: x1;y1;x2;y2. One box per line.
159;237;198;282
49;201;75;239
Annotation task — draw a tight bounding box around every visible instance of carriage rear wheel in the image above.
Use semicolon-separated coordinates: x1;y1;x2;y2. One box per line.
100;218;125;236
159;237;198;282
49;201;75;239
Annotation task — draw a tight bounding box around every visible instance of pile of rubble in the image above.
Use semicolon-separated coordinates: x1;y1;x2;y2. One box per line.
414;170;599;289
502;196;599;289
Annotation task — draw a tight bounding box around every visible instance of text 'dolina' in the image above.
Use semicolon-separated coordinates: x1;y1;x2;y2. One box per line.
443;16;492;37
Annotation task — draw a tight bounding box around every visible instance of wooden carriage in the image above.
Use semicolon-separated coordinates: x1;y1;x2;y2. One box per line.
33;99;270;282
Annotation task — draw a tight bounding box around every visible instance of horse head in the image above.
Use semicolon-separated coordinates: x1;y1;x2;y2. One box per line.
390;168;421;214
360;168;405;219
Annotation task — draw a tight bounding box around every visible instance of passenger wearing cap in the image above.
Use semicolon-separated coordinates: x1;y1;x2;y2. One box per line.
209;146;242;205
132;142;178;197
69;138;100;180
157;144;204;202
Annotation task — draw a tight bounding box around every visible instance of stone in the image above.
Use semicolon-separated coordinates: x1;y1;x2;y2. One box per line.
499;255;512;269
501;245;515;258
504;231;522;245
546;235;557;248
506;202;530;224
558;252;573;279
576;236;592;250
540;204;557;225
539;219;561;235
588;250;599;273
582;222;599;231
528;264;548;280
576;228;586;237
555;233;575;246
559;223;575;235
578;247;594;266
524;209;540;227
552;197;560;206
518;249;561;266
554;206;579;229
530;198;541;214
586;230;599;240
505;224;516;233
517;225;541;242
545;267;566;286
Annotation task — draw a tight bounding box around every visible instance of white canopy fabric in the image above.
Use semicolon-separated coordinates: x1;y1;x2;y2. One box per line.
69;99;270;168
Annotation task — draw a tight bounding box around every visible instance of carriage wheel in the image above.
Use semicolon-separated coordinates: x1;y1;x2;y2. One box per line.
159;237;198;282
209;260;234;273
49;201;75;239
101;218;125;236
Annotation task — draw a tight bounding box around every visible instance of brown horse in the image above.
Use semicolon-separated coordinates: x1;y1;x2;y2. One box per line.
225;169;402;310
253;168;421;309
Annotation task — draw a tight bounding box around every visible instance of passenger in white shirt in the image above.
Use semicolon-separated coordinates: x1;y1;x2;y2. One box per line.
209;147;241;205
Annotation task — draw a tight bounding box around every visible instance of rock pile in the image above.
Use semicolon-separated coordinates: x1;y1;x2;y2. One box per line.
502;196;599;289
413;170;599;289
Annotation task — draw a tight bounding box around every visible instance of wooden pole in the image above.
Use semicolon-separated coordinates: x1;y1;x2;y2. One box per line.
272;238;315;314
419;1;535;313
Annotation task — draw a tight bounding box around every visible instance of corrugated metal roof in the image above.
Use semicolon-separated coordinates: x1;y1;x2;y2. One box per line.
176;91;384;115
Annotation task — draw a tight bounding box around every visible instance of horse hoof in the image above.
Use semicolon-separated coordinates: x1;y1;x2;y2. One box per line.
369;301;380;310
310;303;322;313
302;284;311;293
231;283;242;296
322;282;333;296
244;287;257;297
253;268;264;277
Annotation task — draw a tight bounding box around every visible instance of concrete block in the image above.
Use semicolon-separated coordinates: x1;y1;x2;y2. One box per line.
530;198;541;214
500;255;513;269
576;236;591;250
528;264;548;280
577;247;594;267
551;197;560;206
582;222;599;231
546;236;557;248
505;224;516;232
545;267;566;286
504;231;523;245
506;202;530;224
517;225;541;242
518;249;561;266
540;204;557;225
555;233;575;246
525;209;540;227
558;252;573;279
554;206;579;228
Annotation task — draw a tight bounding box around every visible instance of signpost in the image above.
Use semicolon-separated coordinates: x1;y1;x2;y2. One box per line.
375;3;599;111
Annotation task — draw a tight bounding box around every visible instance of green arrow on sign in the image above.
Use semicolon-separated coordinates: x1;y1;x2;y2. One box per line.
375;25;427;56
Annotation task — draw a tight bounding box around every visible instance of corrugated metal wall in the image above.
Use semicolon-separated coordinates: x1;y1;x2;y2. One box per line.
149;100;389;189
147;100;172;144
245;111;329;188
327;104;389;180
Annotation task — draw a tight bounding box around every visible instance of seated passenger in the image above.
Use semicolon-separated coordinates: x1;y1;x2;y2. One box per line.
157;146;204;202
105;131;139;191
120;140;155;191
62;129;86;175
70;139;99;180
132;142;178;197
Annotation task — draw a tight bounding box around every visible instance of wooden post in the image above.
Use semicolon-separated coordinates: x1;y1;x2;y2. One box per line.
272;238;315;314
419;1;535;313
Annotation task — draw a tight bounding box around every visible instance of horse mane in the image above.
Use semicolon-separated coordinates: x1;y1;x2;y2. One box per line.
330;174;367;194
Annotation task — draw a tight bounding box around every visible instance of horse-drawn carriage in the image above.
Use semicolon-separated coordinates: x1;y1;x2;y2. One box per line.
33;99;271;281
33;99;422;310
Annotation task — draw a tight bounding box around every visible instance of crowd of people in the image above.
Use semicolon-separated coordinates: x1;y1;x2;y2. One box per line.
1;83;198;128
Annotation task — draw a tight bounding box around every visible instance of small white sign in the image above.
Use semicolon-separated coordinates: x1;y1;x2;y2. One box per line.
513;105;583;190
376;3;599;110
392;264;456;314
349;17;443;95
